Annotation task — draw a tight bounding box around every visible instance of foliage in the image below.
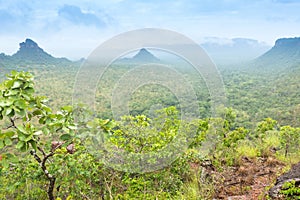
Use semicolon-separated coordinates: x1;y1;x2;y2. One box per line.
280;126;300;157
1;70;300;199
0;71;76;200
280;180;300;199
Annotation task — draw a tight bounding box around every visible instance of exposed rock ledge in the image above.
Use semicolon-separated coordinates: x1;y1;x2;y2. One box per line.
269;162;300;198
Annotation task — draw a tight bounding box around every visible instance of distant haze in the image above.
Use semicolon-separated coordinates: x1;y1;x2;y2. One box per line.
0;1;300;59
201;38;271;65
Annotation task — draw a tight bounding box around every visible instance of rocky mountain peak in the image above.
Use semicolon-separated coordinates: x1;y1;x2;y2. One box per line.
20;39;40;49
5;38;71;65
132;48;160;63
17;38;45;55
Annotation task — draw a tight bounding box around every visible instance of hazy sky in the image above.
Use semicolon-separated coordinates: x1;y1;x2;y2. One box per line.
0;0;300;60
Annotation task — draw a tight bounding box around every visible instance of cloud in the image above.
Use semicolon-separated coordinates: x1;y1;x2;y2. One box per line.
58;4;105;28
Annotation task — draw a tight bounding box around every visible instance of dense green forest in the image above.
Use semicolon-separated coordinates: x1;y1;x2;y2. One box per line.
2;0;300;198
1;41;300;199
0;57;300;199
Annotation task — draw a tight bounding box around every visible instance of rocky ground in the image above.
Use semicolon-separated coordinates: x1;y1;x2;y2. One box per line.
210;156;290;199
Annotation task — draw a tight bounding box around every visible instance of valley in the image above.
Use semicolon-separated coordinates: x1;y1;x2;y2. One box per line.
1;37;300;199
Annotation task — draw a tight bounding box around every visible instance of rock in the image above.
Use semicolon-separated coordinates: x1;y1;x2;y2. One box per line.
269;162;300;198
19;39;42;51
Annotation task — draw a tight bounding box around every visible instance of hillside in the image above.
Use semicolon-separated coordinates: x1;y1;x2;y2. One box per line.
0;38;71;67
252;37;300;71
1;38;300;199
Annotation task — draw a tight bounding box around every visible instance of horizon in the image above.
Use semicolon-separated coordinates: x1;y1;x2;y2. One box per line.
1;0;300;60
1;36;299;64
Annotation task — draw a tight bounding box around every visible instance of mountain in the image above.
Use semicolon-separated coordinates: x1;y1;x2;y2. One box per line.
201;38;270;65
0;38;71;67
131;48;160;63
253;37;300;70
117;48;160;64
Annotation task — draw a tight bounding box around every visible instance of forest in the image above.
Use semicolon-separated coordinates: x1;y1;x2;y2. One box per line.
1;44;300;200
2;0;300;199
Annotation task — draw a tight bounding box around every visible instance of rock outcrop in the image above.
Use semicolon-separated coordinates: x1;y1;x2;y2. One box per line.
269;162;300;198
0;38;71;66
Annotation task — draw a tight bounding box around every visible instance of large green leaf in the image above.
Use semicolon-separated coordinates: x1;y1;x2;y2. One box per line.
4;131;15;137
4;107;13;116
32;109;43;116
17;125;27;134
29;140;37;150
21;93;31;100
4;137;12;145
24;87;34;94
14;99;27;109
17;132;26;141
62;105;73;112
10;70;18;76
5;80;14;88
11;80;23;89
16;141;25;149
60;133;72;141
33;131;43;136
20;142;29;152
16;109;26;117
3;89;18;97
0;98;15;107
24;135;33;142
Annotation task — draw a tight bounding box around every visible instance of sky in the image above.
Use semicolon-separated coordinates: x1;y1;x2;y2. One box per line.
0;0;300;60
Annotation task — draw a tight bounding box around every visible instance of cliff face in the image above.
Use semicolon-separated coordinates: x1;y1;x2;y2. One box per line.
274;37;300;48
254;37;300;70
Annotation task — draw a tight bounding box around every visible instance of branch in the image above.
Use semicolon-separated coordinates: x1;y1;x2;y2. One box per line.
30;146;60;200
38;146;46;157
30;149;54;179
4;117;18;129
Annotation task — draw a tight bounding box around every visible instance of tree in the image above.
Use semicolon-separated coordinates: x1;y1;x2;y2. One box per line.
0;71;76;200
280;126;300;157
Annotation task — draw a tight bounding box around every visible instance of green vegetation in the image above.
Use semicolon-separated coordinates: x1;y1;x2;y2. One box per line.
1;70;300;199
280;180;300;199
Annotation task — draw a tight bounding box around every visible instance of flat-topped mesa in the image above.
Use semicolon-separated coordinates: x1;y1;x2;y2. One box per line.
274;37;300;48
253;37;300;70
